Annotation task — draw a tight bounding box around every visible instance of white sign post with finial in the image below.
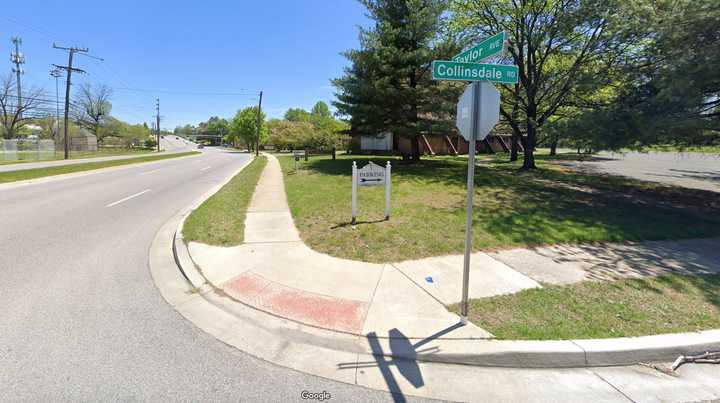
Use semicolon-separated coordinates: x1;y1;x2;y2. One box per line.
352;162;358;224
384;161;391;220
352;161;391;224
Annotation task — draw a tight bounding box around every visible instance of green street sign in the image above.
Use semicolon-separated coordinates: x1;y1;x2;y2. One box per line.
452;32;505;63
432;61;519;84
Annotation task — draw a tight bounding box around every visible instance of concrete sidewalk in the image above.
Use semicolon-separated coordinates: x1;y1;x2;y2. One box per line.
151;154;720;400
188;154;502;339
187;154;720;340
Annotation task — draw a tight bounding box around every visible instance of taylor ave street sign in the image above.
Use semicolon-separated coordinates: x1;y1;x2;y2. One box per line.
356;161;385;186
452;31;505;63
432;61;519;84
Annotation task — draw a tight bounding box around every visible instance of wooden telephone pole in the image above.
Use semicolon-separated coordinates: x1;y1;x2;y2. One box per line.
155;98;161;152
255;91;263;156
53;44;88;159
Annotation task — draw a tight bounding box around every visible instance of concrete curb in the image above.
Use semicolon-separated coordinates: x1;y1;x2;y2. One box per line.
153;154;720;370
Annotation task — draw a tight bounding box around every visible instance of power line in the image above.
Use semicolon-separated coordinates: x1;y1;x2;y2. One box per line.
110;86;261;96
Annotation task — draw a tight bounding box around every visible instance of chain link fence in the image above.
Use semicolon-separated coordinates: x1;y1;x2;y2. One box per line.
1;139;56;162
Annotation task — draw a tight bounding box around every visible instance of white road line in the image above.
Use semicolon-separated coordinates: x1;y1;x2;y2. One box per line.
200;166;212;171
139;168;162;176
106;189;151;207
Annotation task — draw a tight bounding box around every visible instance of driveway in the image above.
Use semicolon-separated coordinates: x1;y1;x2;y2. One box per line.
567;151;720;192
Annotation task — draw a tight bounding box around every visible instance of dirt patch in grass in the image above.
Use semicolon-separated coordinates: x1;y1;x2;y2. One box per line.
451;274;720;340
279;154;720;263
183;156;266;246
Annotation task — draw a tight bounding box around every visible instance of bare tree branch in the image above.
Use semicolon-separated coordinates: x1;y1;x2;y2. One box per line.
0;74;45;139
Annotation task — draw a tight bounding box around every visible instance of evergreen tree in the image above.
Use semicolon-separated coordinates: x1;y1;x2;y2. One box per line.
333;0;462;161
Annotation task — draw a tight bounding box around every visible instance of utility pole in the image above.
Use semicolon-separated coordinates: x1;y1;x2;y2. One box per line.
255;91;263;156
155;98;161;152
50;68;63;140
53;43;88;159
10;37;25;119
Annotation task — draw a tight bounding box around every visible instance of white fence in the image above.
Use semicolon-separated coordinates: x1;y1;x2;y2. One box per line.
1;139;56;162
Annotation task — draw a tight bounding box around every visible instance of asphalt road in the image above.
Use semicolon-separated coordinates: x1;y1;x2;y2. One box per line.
567;151;720;192
0;135;194;173
0;147;423;402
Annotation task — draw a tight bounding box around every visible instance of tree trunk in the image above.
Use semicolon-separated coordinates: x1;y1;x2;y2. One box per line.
522;125;537;170
510;130;520;162
410;135;420;162
510;84;521;162
549;139;558;156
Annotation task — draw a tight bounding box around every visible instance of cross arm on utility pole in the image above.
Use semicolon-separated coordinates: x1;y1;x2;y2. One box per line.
51;64;86;75
52;43;89;53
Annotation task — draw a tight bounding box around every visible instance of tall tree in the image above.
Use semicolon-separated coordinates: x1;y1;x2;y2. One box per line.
311;101;331;118
75;83;113;144
173;124;195;138
333;0;462;161
229;106;267;151
450;0;635;169
0;74;44;139
267;119;316;150
285;108;311;122
205;116;229;138
568;0;720;150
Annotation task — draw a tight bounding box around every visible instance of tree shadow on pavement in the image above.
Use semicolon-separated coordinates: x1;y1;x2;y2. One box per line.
531;239;720;282
525;239;720;311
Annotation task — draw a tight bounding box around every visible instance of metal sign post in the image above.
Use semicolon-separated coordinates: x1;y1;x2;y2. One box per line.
293;150;303;171
460;82;479;321
432;31;510;323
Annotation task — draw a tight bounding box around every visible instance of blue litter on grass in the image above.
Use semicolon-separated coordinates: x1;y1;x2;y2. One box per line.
425;276;434;284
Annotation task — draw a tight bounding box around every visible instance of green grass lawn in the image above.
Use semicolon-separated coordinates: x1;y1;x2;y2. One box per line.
451;273;720;339
0;147;156;165
279;153;720;263
0;151;199;184
183;156;267;245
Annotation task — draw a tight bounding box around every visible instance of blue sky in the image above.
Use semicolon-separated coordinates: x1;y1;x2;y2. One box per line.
1;1;371;129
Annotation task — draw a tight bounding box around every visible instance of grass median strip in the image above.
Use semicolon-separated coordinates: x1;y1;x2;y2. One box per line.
0;151;200;184
450;273;720;340
0;148;156;166
279;153;720;263
183;155;267;246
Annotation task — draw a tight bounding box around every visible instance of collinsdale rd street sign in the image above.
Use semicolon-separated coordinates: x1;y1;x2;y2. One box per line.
432;61;519;84
452;31;505;64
